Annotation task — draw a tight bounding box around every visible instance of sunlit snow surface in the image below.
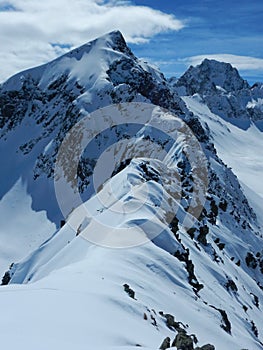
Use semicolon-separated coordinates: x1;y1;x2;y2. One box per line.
0;32;262;350
183;95;263;216
1;159;262;349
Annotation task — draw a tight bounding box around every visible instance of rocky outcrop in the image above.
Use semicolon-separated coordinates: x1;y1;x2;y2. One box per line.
174;59;263;122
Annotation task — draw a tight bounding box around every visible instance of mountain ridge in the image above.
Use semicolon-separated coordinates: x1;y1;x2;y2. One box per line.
0;31;262;350
174;58;263;127
1;30;131;90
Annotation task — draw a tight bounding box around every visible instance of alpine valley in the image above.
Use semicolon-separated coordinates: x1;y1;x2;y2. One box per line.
0;31;262;350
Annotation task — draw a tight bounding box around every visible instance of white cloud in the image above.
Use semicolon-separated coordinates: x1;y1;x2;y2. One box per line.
0;0;185;82
182;54;263;71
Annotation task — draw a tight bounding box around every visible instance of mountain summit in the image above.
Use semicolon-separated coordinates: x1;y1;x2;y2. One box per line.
0;30;184;221
175;59;263;123
176;58;250;95
2;30;133;91
0;31;263;350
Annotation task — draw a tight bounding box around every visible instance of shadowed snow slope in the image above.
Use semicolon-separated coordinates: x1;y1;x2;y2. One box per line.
0;32;263;350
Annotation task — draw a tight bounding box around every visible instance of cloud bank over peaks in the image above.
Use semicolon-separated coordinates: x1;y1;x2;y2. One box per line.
0;0;185;82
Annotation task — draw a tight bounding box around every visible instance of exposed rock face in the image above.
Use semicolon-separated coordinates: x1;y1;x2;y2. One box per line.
0;31;263;350
176;59;249;95
175;59;263;122
0;30;186;224
172;331;194;350
195;345;215;350
159;337;171;350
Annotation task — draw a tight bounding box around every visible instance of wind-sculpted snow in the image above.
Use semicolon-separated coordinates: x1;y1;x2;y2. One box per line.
0;31;263;350
0;30;185;224
53;102;208;247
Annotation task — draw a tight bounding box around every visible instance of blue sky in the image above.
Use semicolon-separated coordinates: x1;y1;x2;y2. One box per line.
0;0;262;84
130;0;263;83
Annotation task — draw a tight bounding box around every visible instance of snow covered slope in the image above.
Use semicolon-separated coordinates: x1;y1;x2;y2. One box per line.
0;33;262;350
0;178;55;276
176;59;263;125
0;30;184;272
182;95;263;199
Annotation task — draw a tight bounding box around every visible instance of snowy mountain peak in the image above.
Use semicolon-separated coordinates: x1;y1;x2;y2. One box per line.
101;30;133;54
0;29;184;222
63;30;134;61
1;31;263;350
1;30;137;93
176;58;249;95
174;59;263;123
